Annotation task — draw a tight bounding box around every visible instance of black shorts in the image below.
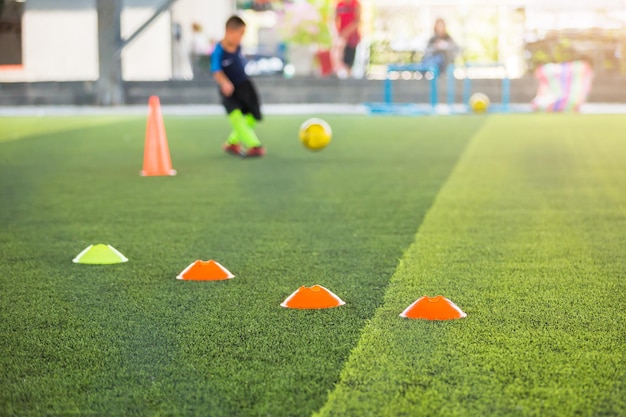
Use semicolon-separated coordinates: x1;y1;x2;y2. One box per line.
343;45;357;67
221;78;262;121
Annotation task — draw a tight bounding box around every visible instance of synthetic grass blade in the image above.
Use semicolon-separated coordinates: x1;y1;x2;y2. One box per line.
317;114;626;417
72;244;128;264
0;114;482;416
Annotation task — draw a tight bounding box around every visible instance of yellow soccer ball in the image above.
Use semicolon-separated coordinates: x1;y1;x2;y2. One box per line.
299;118;332;151
469;92;490;113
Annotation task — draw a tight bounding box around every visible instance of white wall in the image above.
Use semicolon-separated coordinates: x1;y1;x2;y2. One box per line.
171;0;234;51
0;0;99;82
122;0;235;80
121;1;172;81
0;0;235;82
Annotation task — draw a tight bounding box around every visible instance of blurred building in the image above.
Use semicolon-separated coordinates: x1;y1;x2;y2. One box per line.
0;0;235;82
367;0;626;77
0;0;624;84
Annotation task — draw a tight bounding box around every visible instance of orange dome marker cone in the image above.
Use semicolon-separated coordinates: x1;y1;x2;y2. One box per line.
400;295;466;320
280;285;345;309
176;260;234;281
140;96;176;176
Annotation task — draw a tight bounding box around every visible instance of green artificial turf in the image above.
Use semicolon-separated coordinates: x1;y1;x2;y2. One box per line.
0;114;480;416
317;114;626;417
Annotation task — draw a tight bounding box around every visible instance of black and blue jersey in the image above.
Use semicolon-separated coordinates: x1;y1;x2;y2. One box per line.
211;43;248;85
211;41;261;120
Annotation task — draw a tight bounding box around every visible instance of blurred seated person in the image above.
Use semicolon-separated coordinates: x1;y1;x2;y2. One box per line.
191;22;213;78
421;18;459;74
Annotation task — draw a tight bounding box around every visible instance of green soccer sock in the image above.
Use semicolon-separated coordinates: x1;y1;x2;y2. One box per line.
227;130;239;145
228;110;260;148
245;113;257;128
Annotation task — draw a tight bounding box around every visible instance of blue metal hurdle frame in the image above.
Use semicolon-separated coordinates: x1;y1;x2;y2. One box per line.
385;63;440;110
446;63;511;112
366;62;511;115
364;63;440;115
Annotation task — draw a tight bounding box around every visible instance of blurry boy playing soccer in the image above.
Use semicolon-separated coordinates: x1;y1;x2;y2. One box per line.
211;16;265;157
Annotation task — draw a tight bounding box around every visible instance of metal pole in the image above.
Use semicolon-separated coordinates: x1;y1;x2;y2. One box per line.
96;0;123;105
384;67;393;104
430;69;438;111
447;64;455;107
115;0;178;58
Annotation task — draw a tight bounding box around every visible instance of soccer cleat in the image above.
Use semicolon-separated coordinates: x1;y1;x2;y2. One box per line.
223;143;243;156
244;146;265;158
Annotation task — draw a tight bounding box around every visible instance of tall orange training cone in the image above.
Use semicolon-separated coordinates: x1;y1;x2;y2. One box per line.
400;295;466;320
141;96;176;176
176;260;234;281
281;285;345;309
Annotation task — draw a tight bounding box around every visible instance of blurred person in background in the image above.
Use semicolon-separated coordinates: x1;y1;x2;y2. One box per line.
172;22;193;80
191;22;211;78
421;18;459;74
335;0;361;78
